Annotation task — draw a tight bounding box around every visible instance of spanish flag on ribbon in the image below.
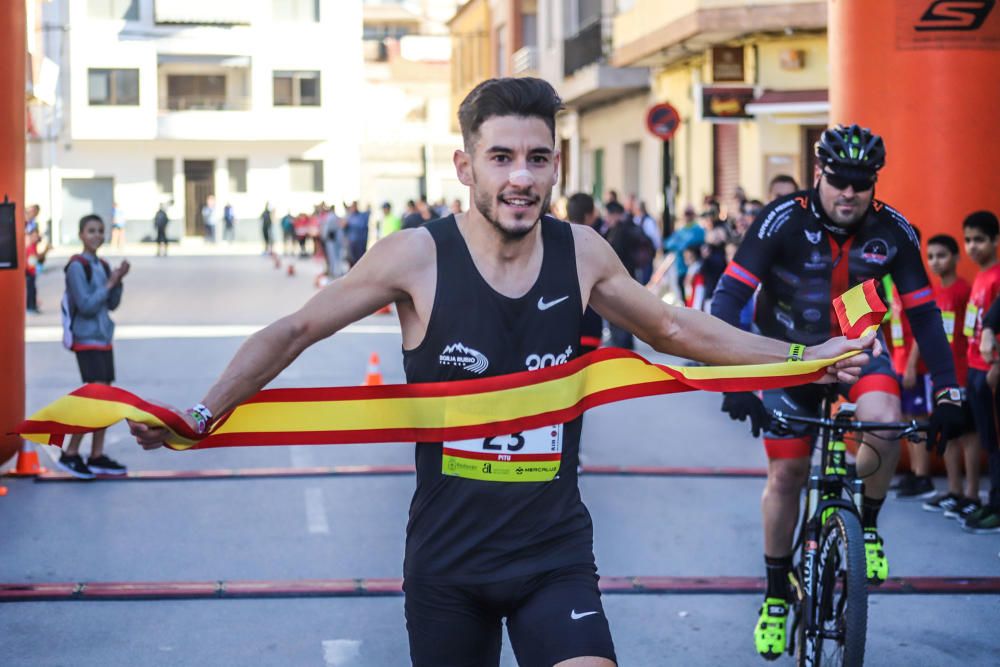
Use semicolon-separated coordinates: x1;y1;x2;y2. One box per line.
17;282;883;451
832;279;888;339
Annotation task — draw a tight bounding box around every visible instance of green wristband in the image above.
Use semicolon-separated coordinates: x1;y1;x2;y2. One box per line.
787;343;806;362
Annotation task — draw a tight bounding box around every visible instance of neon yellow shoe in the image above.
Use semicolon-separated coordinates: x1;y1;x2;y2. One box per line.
864;529;888;586
754;597;788;660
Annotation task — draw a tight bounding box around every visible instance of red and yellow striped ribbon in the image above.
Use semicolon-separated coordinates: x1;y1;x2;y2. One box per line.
18;347;852;451
18;282;882;451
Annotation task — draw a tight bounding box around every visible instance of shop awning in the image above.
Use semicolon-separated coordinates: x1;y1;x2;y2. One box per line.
745;89;829;116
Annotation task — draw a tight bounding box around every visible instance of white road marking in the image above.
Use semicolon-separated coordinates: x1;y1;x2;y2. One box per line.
322;639;361;666
304;487;329;534
24;322;400;343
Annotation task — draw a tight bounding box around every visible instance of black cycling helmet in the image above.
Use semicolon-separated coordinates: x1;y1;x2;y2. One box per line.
814;124;886;174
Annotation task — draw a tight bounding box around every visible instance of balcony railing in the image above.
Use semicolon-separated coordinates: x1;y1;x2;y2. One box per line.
163;95;250;111
512;46;539;75
563;19;603;78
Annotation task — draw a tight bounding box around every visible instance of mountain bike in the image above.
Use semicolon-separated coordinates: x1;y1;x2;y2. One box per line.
769;387;927;667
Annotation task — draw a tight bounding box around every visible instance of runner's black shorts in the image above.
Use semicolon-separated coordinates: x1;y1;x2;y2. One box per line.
75;349;115;384
403;563;616;667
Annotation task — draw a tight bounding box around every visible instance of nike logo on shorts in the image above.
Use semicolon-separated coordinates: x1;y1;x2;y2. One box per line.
538;296;569;311
570;609;599;620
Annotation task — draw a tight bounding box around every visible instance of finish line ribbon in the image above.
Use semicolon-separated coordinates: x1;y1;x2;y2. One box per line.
17;282;887;451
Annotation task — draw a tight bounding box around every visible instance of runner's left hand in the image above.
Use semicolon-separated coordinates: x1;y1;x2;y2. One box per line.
805;332;879;385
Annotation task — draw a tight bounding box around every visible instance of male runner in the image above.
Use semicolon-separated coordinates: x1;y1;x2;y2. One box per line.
712;124;965;660
129;79;874;667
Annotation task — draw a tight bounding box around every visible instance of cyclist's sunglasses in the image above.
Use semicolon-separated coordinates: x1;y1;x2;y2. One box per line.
823;170;876;192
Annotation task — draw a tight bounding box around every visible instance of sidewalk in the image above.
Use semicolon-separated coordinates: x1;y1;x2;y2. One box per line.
44;237;268;259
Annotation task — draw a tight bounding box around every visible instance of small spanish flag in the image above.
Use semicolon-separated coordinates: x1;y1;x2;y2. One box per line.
833;279;887;339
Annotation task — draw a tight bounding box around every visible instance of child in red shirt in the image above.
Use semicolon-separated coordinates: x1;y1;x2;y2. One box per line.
959;211;1000;533
919;234;977;515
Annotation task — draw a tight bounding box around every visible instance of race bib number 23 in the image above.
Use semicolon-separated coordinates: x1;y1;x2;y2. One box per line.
442;425;563;482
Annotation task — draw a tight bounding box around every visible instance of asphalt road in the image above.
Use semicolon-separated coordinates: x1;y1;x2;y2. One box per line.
2;252;998;666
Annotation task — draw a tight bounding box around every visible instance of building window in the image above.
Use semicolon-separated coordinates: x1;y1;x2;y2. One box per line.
166;75;227;111
88;69;140;106
228;158;248;193
273;71;321;106
155;158;174;195
289;159;323;192
87;0;138;20
273;0;319;22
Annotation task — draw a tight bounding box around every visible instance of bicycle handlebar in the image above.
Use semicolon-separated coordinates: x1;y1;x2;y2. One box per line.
769;410;929;441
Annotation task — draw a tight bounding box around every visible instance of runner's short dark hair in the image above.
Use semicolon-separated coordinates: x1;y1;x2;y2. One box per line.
458;77;564;151
927;233;959;256
79;213;104;233
566;193;595;223
963;210;999;240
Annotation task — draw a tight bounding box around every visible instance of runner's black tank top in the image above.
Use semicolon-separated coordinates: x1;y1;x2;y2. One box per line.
402;215;594;583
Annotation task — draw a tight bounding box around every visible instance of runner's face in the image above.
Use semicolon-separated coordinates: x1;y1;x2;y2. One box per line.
964;228;998;266
926;244;956;277
80;220;105;254
458;115;558;239
815;169;874;227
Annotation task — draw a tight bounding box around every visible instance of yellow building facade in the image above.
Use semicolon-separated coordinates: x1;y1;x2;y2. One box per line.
448;0;494;134
614;0;829;218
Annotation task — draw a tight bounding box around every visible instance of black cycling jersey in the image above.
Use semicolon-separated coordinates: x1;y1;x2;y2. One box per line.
402;215;594;584
712;190;957;391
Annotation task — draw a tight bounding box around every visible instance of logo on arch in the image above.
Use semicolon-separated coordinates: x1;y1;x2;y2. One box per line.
915;0;995;31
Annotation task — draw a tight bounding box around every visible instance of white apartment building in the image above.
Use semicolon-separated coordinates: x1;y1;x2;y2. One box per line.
27;0;364;244
360;0;466;216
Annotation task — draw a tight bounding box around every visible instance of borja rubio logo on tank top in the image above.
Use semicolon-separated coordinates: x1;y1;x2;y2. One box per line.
439;342;489;374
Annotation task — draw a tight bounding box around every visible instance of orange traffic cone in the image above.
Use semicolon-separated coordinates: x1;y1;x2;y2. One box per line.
363;353;384;386
0;486;8;497
287;262;296;277
273;254;281;269
9;440;48;476
375;303;392;315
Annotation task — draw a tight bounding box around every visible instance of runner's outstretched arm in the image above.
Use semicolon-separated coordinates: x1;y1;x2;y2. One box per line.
573;224;877;380
129;229;433;448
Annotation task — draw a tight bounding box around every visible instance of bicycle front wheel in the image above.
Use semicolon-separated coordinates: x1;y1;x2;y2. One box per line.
802;509;868;666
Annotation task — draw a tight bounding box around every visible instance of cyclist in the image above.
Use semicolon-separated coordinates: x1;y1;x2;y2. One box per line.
712;124;965;660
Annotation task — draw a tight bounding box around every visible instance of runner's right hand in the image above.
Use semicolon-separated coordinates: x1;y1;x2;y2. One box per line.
722;392;769;438
127;409;197;451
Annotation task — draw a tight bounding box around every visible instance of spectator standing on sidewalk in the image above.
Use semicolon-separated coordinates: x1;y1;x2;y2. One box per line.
281;211;295;255
767;174;799;202
603;200;646;349
111;202;126;249
379;202;402;239
567;193;605;353
921;234;978;515
154;204;170;257
963;211;1000;533
260;203;274;256
323;204;344;278
664;205;704;301
202;195;217;243
56;214;130;479
25;225;48;313
223;203;236;242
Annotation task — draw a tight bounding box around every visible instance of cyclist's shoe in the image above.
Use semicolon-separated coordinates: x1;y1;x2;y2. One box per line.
863;529;888;586
754;597;788;660
922;492;961;513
